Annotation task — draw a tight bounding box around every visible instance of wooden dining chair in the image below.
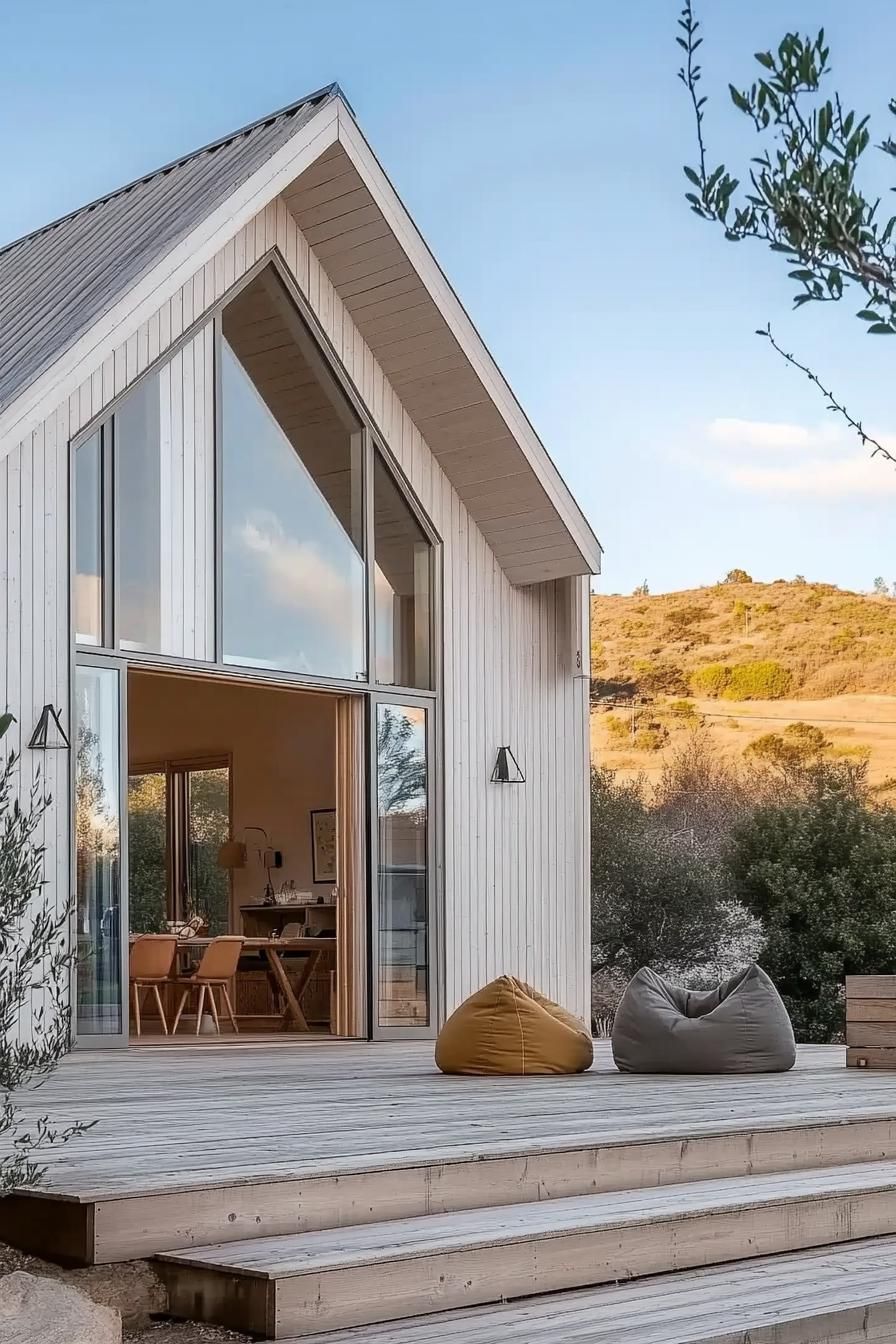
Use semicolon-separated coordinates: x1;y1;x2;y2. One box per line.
129;935;178;1036
171;936;244;1036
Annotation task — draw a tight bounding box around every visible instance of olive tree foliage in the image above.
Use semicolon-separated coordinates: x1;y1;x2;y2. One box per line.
677;2;896;464
591;743;762;985
0;713;89;1191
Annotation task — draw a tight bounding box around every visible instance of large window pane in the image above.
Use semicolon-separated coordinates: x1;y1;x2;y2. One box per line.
374;456;432;690
186;766;230;935
376;704;429;1027
115;329;215;659
75;665;123;1036
127;763;231;936
117;374;161;651
127;770;167;934
221;269;366;680
74;430;103;645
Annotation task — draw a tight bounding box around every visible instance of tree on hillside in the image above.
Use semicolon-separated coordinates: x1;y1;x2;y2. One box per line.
722;569;752;584
677;4;896;465
729;759;896;1042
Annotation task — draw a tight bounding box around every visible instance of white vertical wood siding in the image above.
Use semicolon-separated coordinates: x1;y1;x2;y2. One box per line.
2;197;590;1028
0;422;70;1041
156;327;215;661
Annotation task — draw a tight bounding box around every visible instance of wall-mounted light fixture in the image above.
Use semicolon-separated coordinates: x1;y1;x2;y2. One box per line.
490;746;525;784
28;705;70;750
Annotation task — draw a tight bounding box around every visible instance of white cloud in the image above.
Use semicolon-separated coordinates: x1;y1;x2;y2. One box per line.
697;417;896;497
730;455;896;497
706;417;843;454
237;511;364;631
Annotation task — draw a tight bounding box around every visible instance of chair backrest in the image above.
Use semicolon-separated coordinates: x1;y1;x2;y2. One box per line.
130;935;177;980
195;936;245;981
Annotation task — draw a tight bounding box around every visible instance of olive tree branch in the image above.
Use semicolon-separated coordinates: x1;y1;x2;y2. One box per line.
758;323;896;465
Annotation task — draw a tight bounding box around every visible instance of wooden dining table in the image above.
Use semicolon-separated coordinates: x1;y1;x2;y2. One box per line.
177;936;336;1032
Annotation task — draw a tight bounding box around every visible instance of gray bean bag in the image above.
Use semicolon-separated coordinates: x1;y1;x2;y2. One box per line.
611;964;796;1074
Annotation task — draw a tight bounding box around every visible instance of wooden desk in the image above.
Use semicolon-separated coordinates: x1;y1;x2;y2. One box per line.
178;937;336;1033
240;903;336;937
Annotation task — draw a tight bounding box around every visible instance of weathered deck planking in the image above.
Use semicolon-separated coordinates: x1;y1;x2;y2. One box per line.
286;1237;896;1344
157;1162;896;1336
6;1039;896;1266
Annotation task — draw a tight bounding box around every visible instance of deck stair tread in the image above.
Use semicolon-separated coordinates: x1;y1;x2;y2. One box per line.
157;1158;896;1277
286;1238;896;1343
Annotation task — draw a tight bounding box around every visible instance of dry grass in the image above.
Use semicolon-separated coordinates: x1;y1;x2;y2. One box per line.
592;580;896;788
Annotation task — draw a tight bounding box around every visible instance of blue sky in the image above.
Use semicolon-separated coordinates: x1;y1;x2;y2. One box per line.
3;0;895;595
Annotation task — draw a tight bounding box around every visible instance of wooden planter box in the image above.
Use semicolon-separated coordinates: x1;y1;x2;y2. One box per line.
846;975;896;1068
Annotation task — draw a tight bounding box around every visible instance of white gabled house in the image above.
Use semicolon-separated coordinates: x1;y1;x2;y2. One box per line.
0;84;602;1047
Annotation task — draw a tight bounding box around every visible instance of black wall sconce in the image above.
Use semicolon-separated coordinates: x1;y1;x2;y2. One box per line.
490;746;525;784
28;705;70;750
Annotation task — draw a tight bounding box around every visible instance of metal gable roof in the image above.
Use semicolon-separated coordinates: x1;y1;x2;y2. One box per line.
0;85;338;415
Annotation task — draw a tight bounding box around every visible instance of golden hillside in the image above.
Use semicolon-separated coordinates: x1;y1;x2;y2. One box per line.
591;578;896;786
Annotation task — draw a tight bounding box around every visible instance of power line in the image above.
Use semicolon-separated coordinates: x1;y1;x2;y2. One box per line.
593;700;896;729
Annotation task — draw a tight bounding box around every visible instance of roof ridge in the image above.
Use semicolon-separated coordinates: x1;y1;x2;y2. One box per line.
0;82;346;261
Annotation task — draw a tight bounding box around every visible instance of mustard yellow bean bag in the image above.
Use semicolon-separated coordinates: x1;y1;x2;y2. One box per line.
435;975;594;1075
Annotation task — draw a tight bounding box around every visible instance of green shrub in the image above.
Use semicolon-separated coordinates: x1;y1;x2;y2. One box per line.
722;568;753;584
722;660;793;700
729;762;896;1041
783;722;829;754
669;698;699;721
633;725;669;752
633;659;688;696
604;714;630;744
690;663;732;697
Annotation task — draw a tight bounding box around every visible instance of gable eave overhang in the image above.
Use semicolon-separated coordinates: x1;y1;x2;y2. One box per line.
329;104;602;583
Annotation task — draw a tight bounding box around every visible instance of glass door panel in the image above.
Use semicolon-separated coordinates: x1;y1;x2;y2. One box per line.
74;662;127;1043
372;699;432;1034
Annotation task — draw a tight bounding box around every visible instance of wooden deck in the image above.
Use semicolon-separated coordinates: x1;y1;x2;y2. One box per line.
8;1038;896;1200
8;1038;896;1336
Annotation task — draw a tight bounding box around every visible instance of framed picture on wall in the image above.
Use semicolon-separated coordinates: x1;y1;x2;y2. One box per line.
311;809;337;884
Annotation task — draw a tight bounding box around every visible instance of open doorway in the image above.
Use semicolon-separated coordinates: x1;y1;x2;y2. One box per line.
124;669;366;1040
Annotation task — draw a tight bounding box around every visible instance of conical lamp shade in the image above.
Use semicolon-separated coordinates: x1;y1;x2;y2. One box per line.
217;839;247;870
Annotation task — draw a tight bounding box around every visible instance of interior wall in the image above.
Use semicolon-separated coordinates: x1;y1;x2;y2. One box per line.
127;671;337;923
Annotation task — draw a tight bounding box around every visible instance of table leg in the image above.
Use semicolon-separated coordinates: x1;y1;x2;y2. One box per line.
263;947;314;1032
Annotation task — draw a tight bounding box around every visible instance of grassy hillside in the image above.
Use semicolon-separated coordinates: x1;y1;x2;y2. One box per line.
591;579;896;788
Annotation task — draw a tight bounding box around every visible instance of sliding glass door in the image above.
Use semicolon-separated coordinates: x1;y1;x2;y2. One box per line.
74;660;128;1046
370;696;434;1038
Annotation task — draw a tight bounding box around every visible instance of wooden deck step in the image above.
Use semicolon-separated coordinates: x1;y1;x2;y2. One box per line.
11;1109;896;1265
157;1160;896;1338
289;1237;896;1343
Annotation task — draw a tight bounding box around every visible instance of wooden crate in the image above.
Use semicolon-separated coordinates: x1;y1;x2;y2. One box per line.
846;975;896;1068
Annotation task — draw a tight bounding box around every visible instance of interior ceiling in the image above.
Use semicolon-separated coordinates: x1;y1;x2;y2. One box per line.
282;144;590;586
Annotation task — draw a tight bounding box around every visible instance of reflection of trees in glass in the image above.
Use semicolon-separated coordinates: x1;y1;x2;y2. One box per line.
75;721;113;863
128;772;167;933
75;716;120;1015
377;708;425;815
